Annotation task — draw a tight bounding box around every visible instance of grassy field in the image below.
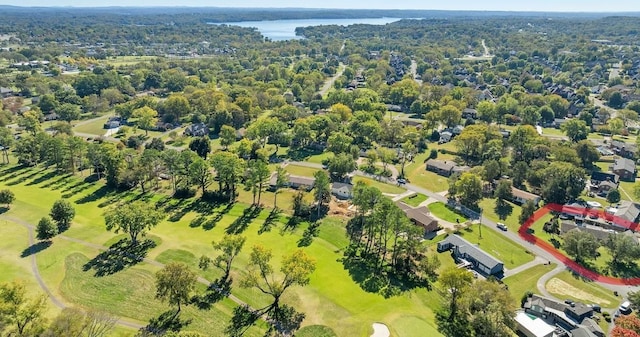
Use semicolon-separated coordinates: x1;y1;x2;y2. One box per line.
545;271;620;308
400;193;428;207
428;202;467;223
0;164;444;337
284;164;320;177
453;226;534;269
403;152;450;193
73;115;112;136
479;198;523;230
503;263;556;305
352;176;406;194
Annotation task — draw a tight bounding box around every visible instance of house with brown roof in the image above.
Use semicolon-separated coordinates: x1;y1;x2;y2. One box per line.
425;159;462;177
397;202;439;234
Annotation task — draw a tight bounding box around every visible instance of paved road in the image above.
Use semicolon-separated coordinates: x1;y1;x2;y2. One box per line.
536;265;565;300
318;62;345;97
481;39;491;57
2;214;254;330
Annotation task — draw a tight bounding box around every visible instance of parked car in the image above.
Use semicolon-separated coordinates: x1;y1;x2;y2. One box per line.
397;178;407;184
496;223;508;231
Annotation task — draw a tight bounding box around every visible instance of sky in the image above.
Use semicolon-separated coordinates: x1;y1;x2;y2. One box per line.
2;0;640;12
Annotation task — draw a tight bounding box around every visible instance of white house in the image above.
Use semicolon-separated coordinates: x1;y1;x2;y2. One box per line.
331;183;353;199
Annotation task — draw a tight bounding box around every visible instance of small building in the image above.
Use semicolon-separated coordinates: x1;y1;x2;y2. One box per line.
610;140;638;159
425;159;456;177
611;157;637;181
184;123;209;137
331;182;354;199
462;108;478;119
0;87;14;98
514;311;555;337
397;202;439;234
438;131;453;144
269;173;315;191
521;294;602;337
437;234;504;276
511;187;541;206
611;200;640;229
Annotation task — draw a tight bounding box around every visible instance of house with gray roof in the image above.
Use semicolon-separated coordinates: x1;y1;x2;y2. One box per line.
0;87;14;98
268;173;315;191
437;234;504;276
611;157;637;181
521;294;603;337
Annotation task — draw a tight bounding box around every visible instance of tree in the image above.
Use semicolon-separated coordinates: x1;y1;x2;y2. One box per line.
495;180;513;205
233;246;316;336
326;132;353;155
611;314;640;337
462;279;516;337
439;105;462;127
607;188;622;205
219;125;236;151
562;229;600;262
519;200;537;225
326;153;356;179
0;281;47;337
36;217;58;241
146;138;165;152
162;94;191;123
272;166;288;210
312;170;331;218
245;158;270;206
561;119;589;142
187;157;213;195
199;234;246;281
0;189;15;208
56;103;81;123
628;291;640;311
132;106;158;136
437;267;474;321
574;140;600;168
540;162;586;204
609;91;625;108
211;151;245;201
104;201;163;245
44;307;117;337
604;233;640;266
155;262;197;314
50;199;75;231
454;172;483;207
188;136;211;159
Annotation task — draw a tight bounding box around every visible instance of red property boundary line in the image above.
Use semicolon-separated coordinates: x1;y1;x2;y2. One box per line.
519;203;640;285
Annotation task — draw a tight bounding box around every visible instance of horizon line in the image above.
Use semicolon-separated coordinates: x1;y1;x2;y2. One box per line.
1;5;639;13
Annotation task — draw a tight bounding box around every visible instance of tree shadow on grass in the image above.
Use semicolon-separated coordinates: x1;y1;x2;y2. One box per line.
0;165;29;181
191;277;232;310
494;201;513;221
298;222;320;247
75;185;113;205
226;205;261;234
21;240;52;258
25;171;59;187
139;310;192;336
608;261;640;279
82;238;156;277
258;208;281;234
341;253;428;298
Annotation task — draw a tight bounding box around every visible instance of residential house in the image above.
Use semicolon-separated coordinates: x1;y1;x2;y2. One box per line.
521;294;603;337
589;171;619;195
514;311;555;337
425;159;456;177
611;157;637;181
0;87;14;98
397;202;439;234
268;173;315;191
331;182;353;199
560;221;611;241
462;108;478;119
103;116;123;129
511;187;541;206
438;131;453;144
184;123;209;137
437;234;504;276
610;200;640;229
610;140;638;159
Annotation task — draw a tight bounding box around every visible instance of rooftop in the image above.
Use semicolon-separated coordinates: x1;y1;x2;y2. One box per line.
439;234;503;270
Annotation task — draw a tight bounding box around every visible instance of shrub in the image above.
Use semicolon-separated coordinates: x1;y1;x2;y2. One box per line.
430;130;440;142
429;149;438;159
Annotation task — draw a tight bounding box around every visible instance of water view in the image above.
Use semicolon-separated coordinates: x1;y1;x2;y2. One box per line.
212;17;402;40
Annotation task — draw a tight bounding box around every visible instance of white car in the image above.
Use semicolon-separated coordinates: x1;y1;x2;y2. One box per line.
496;223;508;231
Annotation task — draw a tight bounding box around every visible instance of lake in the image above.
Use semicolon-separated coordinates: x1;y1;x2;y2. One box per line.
212;17;402;41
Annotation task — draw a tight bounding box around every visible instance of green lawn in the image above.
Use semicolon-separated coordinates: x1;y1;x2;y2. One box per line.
73;115;112;136
428;202;467;223
404;152;450;193
400;193;428;207
503;263;556;305
454;226;535;269
0;164;444;337
352;176;406;195
479;198;523;230
284;164;320;177
545;271;620;309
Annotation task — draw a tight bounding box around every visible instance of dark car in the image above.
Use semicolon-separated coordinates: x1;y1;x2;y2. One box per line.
397;178;407;184
496;223;508;231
